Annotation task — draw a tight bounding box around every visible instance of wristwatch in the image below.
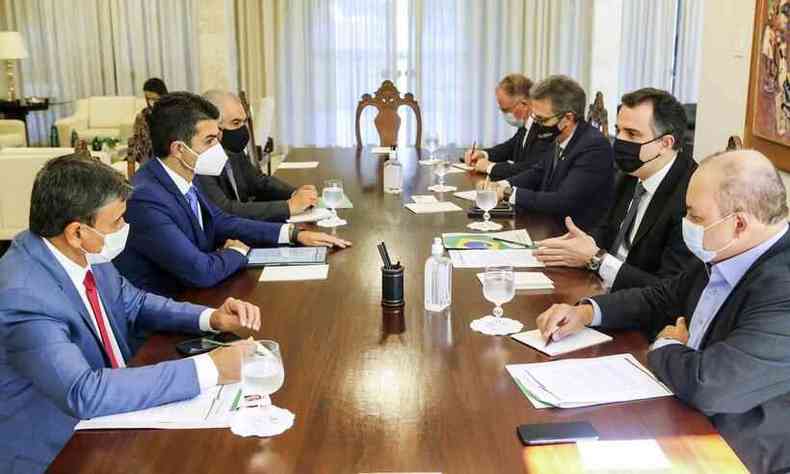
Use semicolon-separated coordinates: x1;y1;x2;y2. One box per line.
586;248;607;271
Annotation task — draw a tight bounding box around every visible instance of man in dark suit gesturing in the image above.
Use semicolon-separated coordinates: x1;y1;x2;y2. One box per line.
196;90;318;222
114;92;349;296
490;75;614;232
536;150;790;474
534;88;696;291
463;74;552;181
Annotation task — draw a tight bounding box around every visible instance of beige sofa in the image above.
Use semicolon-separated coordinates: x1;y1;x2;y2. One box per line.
54;96;147;144
0;119;27;147
0;148;123;240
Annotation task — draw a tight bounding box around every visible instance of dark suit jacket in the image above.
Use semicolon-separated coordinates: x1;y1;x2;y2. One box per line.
194;150;296;222
507;120;614;232
115;159;284;296
592;230;790;474
484;124;552;181
593;153;697;291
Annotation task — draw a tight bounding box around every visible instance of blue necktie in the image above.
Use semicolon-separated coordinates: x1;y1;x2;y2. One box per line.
185;186;202;228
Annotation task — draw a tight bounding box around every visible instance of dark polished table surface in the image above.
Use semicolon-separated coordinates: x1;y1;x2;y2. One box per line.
51;148;747;473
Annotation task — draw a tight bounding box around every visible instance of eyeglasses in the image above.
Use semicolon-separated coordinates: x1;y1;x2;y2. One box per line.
531;112;566;126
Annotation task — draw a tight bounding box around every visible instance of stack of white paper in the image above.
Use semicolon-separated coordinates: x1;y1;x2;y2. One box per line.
76;384;242;430
411;195;439;204
506;354;673;409
476;272;553;289
449;249;544;268
278;161;319;169
259;264;329;282
405;202;464;214
453;190;477;201
452;163;474;171
510;327;612;356
286;208;333;223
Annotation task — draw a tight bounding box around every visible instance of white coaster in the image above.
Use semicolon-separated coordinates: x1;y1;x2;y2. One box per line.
470;315;524;336
317;217;347;227
230;405;295;438
428;184;457;192
418;159;441;165
467;221;503;231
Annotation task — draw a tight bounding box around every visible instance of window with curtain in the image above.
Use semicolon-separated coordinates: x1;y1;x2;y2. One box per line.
254;0;594;148
1;0;200;144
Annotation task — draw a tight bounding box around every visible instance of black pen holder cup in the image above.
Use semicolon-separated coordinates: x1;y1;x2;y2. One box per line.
381;265;405;307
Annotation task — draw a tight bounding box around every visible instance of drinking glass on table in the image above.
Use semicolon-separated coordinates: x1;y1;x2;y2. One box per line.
424;132;439;161
242;340;285;405
468;181;503;231
470;265;522;335
431;151;453;192
318;179;347;227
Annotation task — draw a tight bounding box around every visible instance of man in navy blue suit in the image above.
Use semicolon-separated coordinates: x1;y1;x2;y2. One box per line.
486;75;614;232
114;92;350;295
0;154;261;473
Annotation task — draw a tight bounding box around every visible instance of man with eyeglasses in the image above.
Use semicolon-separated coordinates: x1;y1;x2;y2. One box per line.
532;88;697;291
487;75;614;232
464;74;553;181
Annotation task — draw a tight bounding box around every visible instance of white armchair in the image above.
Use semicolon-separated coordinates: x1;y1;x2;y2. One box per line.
0;119;27;147
55;96;147;145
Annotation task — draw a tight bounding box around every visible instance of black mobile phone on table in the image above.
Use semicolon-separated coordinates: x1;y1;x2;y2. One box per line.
175;333;241;357
517;422;599;446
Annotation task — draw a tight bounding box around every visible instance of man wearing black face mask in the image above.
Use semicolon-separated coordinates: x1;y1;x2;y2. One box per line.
533;88;696;291
488;75;614;232
195;90;318;222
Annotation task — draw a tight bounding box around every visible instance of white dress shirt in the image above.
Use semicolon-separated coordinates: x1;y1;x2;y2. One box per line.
42;237;219;390
507;125;576;204
157;159;292;250
483;116;535;175
598;155;677;288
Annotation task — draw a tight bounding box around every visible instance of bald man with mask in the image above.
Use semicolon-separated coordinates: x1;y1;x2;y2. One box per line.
535;150;790;474
196;90;318;222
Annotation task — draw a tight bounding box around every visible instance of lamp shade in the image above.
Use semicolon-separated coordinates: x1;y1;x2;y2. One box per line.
0;32;28;60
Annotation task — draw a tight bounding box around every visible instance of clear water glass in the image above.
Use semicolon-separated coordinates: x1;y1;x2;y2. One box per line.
242;340;285;401
483;265;515;319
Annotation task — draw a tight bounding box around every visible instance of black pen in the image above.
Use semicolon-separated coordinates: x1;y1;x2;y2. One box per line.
381;242;393;269
492;237;536;249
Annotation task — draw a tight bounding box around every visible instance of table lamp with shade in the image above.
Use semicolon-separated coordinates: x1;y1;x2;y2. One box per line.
0;31;29;102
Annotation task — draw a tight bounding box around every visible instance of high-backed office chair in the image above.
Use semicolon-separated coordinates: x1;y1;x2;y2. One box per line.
355;80;422;148
726;135;744;151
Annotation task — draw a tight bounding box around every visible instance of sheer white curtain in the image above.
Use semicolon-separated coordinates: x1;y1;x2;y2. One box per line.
673;0;704;103
1;0;200;144
275;0;397;147
414;0;593;148
618;0;677;97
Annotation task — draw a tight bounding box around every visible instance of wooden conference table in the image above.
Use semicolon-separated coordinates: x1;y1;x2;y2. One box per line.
51;148;747;473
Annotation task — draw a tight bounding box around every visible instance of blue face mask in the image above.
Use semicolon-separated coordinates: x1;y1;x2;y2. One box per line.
681;214;735;263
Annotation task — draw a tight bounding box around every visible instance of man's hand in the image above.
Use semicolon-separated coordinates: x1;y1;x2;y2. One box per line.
288;185;318;215
208;339;257;385
296;231;352;248
464;148;485;166
534;217;600;268
535;303;594;343
656;317;689;344
474;157;492;174
223;239;250;255
210;297;262;334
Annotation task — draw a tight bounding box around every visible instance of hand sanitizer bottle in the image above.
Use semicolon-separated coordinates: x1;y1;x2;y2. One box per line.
424;237;452;311
383;145;402;194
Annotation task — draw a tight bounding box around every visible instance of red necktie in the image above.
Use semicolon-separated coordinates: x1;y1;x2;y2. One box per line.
83;271;120;368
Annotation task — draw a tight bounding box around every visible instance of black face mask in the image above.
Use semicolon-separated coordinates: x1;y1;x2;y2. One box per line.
532;113;565;142
613;135;667;173
220;126;250;154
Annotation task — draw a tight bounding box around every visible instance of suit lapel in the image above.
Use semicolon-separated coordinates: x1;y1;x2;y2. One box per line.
149;159;208;248
631;157;687;247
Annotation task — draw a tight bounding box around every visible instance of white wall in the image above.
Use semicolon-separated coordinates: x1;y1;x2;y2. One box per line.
694;0;790;198
693;0;755;160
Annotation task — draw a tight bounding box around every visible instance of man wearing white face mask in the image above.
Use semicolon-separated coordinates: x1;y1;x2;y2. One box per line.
0;154;262;472
463;74;552;181
535;150;790;474
115;92;350;296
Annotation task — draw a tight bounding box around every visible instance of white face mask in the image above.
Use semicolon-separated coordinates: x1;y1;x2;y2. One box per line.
682;214;735;263
178;142;228;176
82;223;130;264
502;111;525;128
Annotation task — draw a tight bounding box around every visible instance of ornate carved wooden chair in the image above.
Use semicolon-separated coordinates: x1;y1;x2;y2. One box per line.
726;135;744;151
355;80;422;148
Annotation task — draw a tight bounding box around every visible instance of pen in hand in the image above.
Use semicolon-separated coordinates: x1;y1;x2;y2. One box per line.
544;317;567;347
